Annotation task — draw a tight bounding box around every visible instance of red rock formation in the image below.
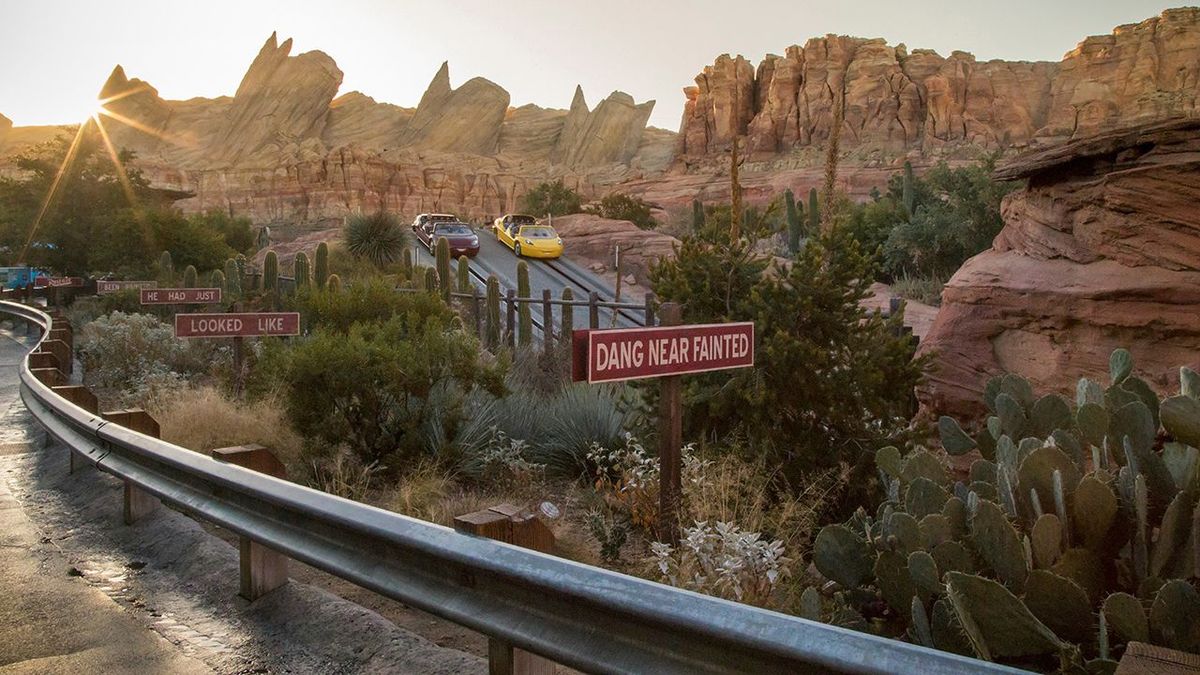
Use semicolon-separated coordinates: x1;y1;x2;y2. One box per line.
918;119;1200;419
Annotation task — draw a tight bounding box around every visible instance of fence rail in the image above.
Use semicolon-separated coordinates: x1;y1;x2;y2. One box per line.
3;299;1022;674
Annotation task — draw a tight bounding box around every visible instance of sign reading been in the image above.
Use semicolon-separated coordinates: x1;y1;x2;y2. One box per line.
141;288;221;305
175;312;300;339
573;322;754;383
98;280;157;294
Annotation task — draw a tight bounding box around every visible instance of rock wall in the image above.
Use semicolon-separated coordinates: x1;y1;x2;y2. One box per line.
680;8;1200;164
918;119;1200;419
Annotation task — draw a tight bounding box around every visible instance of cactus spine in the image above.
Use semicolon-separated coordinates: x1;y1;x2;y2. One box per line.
807;188;819;235
326;273;342;293
183;264;197;288
560;287;574;344
436;237;452;303
485;275;501;350
263;250;278;291
294;252;311;289
314;241;329;289
517;261;532;347
784;189;802;254
456;256;471;293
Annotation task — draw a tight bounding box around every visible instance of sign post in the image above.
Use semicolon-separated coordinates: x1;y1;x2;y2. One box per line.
572;310;754;544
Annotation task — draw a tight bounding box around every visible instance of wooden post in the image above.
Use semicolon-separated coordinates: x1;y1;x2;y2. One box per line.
31;367;65;387
230;302;244;396
40;339;71;375
53;385;97;474
643;293;656;327
455;504;556;675
657;303;683;545
611;245;621;328
212;444;289;601
541;289;553;351
27;351;58;372
101;409;161;524
588;291;599;330
505;289;516;349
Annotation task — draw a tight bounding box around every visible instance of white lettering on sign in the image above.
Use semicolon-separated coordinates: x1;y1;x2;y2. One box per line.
576;322;755;384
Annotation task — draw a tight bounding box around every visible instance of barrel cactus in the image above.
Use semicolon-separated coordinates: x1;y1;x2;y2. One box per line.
210;269;225;294
314;241;329;289
158;250;174;284
326;273;342;293
803;349;1200;670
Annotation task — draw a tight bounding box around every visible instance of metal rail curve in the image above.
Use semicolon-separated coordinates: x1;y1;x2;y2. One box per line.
4;300;1025;675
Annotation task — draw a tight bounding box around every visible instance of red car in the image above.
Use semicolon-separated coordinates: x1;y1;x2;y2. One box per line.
415;221;480;257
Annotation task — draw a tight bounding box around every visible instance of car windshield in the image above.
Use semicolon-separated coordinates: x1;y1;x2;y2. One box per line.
435;224;473;235
521;226;557;239
428;214;456;223
507;215;536;225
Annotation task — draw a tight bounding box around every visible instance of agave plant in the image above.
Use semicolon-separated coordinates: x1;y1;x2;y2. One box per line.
804;349;1200;671
343;211;408;268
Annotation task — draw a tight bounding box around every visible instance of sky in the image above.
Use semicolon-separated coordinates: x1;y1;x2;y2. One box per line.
0;0;1184;131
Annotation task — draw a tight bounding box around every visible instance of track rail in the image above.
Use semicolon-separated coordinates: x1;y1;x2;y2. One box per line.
2;301;1027;674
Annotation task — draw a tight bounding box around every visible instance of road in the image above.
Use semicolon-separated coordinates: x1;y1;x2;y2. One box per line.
412;226;648;337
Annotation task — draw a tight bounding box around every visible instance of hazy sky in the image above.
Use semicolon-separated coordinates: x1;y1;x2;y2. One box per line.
0;0;1183;130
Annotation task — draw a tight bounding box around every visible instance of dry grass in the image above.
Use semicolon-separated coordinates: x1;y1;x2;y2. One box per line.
149;386;304;468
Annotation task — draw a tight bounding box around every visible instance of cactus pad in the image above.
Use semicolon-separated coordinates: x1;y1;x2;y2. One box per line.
875;445;902;479
939;416;977;456
905;477;950;520
1052;547;1106;603
1018;445;1081;520
970;499;1029;591
996;393;1028;440
1150;489;1195;579
1000;374;1036;410
945;571;1063;659
900;450;950;486
931;598;973;656
908;550;942;601
875;550;917;613
1031;394;1073;438
799;586;821;621
1182;367;1200;400
1149;579;1200;653
932;540;975;575
969;460;997;486
918;514;952;549
1102;592;1149;645
1109;348;1133;385
1072;475;1118;550
1161;395;1200;449
813;525;874;589
1030;514;1064;569
1023;569;1094;644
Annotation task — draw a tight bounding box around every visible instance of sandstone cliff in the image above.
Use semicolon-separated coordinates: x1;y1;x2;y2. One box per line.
918;119;1200;418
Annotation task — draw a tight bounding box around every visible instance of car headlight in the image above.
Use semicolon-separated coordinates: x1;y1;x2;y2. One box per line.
557;238;563;245
525;239;534;245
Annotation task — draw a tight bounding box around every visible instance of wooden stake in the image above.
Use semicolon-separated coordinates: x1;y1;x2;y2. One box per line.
657;302;683;545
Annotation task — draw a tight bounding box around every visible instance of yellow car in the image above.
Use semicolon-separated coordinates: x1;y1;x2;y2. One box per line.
493;214;564;259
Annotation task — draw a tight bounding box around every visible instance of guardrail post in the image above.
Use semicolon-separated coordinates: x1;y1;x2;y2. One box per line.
588;291;599;330
643;293;656;327
211;444;290;601
455;504;556;675
31;367;66;387
505;289;516;349
28;351;58;371
52;385;98;473
101;409;162;524
541;289;553;349
40;339;71;376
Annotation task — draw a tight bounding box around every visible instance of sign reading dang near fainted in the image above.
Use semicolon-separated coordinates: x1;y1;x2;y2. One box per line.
175;312;300;339
572;322;754;383
141;288;221;305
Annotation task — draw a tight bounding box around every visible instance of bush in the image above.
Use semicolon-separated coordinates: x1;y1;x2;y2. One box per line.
650;521;791;606
296;277;439;333
78;311;219;405
150;385;304;469
344;211;408;268
520;180;583;217
589;193;657;229
890;271;947;307
276;305;506;468
802;350;1200;669
188;210;256;254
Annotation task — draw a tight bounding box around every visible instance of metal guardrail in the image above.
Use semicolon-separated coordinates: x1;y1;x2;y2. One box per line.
4;300;1025;674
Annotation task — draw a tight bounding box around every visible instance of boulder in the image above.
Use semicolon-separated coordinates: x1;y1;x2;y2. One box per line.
549;213;679;288
0;113;11;138
918;118;1200;419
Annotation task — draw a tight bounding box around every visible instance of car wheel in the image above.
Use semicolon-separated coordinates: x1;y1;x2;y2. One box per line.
514;242;522;257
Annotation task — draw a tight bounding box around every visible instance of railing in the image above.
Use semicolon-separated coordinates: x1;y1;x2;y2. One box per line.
3;299;1025;674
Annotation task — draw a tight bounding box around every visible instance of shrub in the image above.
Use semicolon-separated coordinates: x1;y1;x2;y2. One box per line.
589;193;656;229
150;385;304;469
344;211;408;268
309;448;383;501
802;350;1200;669
464;427;546;488
78;311;218;405
587;433;707;530
650;521;791;606
519;180;583;217
891;271;947;307
296;277;444;333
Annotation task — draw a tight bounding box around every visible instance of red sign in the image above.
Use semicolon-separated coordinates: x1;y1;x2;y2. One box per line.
98;280;157;294
41;277;84;288
175;312;300;339
141;288;221;305
573;322;754;383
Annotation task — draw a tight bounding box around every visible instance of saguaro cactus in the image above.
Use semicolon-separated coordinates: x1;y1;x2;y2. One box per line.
457;255;471;293
902;160;916;217
691;199;705;231
159;251;174;284
485;275;501;350
314;241;329;289
224;258;241;301
517;261;532;347
327;273;342;293
295;252;311;290
436;238;452;303
263;250;279;292
401;247;413;280
183;264;197;288
424;267;437;294
560;287;574;345
807;188;819;235
210;269;225;293
785;189;802;253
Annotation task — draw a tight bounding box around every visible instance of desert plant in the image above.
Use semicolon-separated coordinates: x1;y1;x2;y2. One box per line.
158;250;174;284
210;268;225;292
785;189;803;254
223;258;241;301
692;199;706;231
78;311;217;404
262;250;278;292
802;349;1200;670
520;180;583;216
344;211;408;268
182;264;197;288
560;287;574;346
651;520;791;606
436;238;452;303
314;241;329;289
423;267;437;294
517;261;532;347
327;273;342;293
586;508;630;563
294;252;311;289
485;275;501;351
902;160;916;217
807;188;819;235
590;192;656;230
400;247;414;280
151;385;303;471
456;255;471;293
310;448;382;502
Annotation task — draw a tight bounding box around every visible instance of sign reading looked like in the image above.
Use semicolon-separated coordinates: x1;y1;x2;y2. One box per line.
572;322;754;383
175;312;300;339
141;288;221;305
97;280;157;294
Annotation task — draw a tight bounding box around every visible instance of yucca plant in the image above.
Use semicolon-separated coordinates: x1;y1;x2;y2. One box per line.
344;211;408;268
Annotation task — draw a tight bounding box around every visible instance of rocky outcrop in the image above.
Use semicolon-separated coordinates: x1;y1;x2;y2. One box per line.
401;63;509;155
550;213;679;288
918;119;1200;419
681;8;1200;163
0;113;11;138
552;90;654;169
323;92;413;150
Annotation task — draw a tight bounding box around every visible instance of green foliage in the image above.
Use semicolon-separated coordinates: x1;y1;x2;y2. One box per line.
436;237;452;303
314;241;330;289
344;211;408;268
691;199;705;231
158;251;174;284
519;180;583;217
901;161;916;216
517;261;532;347
589;192;656;229
485;275;501;351
294;252;311;289
188;209;255;254
274;302;506;467
182;264;197;289
807;187;819;235
297;277;428;333
262;250;278;292
803;349;1200;669
784;189;803;254
456;255;470;293
223;258;241;301
210;269;225;293
649;219;925;483
326;273;342;293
